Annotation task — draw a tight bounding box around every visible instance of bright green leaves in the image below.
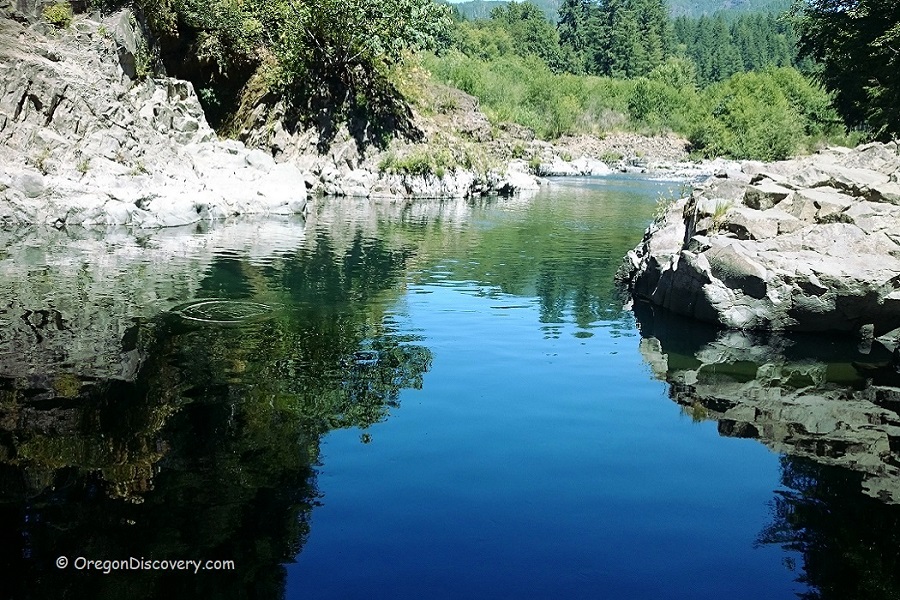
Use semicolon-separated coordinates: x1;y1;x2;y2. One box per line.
271;0;452;88
689;68;843;160
135;0;451;103
489;1;564;70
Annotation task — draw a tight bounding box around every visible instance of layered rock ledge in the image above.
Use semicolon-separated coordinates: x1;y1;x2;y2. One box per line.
621;142;900;335
0;12;310;228
0;7;544;229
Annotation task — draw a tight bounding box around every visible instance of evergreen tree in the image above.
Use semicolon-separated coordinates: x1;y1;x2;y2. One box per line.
793;0;900;138
585;0;672;78
674;12;802;86
491;1;564;70
557;0;591;72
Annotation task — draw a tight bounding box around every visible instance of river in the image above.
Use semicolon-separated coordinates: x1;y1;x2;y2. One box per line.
0;176;898;599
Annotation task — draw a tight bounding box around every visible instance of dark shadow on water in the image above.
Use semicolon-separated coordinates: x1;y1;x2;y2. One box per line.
0;230;431;599
634;302;900;599
760;457;900;600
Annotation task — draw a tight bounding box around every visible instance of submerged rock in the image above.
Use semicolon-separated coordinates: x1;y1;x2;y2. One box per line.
620;142;900;335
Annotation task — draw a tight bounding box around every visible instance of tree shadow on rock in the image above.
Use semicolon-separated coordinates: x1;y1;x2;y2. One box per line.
282;64;423;157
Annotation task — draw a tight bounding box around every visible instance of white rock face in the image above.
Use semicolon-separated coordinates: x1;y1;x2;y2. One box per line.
622;142;900;335
0;12;307;228
538;155;614;177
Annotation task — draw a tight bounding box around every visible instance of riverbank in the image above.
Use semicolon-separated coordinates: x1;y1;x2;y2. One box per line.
0;5;732;229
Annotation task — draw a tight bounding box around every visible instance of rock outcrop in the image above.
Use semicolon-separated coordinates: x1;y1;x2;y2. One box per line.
0;8;310;227
621;142;900;335
0;5;548;220
635;306;900;504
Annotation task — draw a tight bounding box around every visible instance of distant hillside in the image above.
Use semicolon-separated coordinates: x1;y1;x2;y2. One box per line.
668;0;790;17
446;0;559;21
446;0;788;21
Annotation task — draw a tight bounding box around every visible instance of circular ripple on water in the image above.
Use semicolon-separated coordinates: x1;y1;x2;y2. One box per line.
173;299;273;324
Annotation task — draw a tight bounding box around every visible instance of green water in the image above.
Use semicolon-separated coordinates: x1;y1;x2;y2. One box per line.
0;176;898;599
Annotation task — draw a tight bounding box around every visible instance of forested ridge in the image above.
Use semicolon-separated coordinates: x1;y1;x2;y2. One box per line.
426;0;853;159
446;0;791;20
57;0;900;162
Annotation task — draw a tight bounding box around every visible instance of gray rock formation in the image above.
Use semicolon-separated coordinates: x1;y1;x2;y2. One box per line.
0;10;308;228
621;142;900;335
635;306;900;504
225;70;543;200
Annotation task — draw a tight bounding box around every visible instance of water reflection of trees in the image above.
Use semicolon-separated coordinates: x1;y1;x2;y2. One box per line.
759;457;900;600
395;183;663;329
634;303;900;599
0;228;431;598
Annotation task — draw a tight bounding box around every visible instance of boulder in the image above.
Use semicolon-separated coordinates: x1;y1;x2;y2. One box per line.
722;206;779;240
743;179;793;210
621;141;900;335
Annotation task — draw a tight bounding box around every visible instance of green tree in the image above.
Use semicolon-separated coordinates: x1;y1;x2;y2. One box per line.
490;1;564;70
131;0;451;133
557;0;592;72
272;0;452;87
792;0;900;138
689;68;839;160
585;0;672;78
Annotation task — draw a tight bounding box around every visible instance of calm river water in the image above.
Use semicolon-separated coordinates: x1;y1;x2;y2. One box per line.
1;176;898;599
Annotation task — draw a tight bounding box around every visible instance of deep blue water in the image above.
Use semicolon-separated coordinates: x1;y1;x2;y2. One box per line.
282;177;802;598
2;176;897;600
288;225;800;599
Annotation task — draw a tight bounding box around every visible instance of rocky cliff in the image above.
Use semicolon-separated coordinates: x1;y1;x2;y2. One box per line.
0;3;556;227
0;7;314;228
621;142;900;335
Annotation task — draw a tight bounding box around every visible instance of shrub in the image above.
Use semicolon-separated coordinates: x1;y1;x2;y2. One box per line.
425;44;852;161
379;147;454;178
690;70;808;161
43;2;73;28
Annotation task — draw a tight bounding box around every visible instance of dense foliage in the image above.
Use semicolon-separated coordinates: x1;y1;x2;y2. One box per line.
668;0;790;17
792;0;900;139
124;0;451;131
449;0;793;20
135;0;451;79
428;0;853;159
557;0;673;77
450;0;561;21
674;13;805;85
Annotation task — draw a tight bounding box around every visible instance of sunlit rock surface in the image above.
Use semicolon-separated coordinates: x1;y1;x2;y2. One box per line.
0;11;307;228
621;142;900;334
635;306;900;504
